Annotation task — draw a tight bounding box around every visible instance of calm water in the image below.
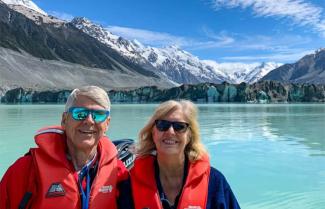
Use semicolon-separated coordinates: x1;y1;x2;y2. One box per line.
0;104;325;209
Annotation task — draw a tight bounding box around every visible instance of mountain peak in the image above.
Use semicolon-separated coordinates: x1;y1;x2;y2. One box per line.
71;17;91;25
315;47;325;54
1;0;46;15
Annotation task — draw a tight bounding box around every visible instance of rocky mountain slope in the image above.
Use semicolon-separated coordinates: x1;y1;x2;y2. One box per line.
71;17;281;85
1;0;324;94
0;1;174;90
262;49;325;84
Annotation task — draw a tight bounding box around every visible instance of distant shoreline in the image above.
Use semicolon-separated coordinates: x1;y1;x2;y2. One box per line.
1;81;325;104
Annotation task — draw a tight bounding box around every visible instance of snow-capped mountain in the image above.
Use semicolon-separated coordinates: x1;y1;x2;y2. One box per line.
1;0;64;25
1;0;282;85
1;0;46;15
244;62;282;83
202;61;282;84
71;17;229;84
71;17;280;84
71;17;148;65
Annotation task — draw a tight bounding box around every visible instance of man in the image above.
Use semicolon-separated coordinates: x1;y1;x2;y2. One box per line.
0;86;133;209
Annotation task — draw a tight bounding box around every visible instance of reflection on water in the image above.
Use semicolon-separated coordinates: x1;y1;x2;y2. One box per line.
199;104;325;155
197;104;325;208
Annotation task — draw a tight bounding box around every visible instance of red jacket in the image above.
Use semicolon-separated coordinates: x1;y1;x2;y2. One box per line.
0;126;128;209
130;155;210;209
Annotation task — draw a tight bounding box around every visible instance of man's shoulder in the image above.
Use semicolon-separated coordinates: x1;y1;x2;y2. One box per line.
5;154;33;177
1;153;34;188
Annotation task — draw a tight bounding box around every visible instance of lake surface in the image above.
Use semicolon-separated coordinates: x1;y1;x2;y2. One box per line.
0;104;325;208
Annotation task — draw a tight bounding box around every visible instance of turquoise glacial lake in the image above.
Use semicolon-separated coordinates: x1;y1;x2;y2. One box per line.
0;104;325;208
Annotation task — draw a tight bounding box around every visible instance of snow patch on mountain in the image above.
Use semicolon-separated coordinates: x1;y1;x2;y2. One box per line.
1;0;64;25
2;0;46;15
71;18;233;84
138;45;230;84
71;17;150;66
70;17;282;84
202;61;282;83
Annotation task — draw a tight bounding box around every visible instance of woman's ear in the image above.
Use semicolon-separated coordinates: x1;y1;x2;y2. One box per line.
187;131;192;144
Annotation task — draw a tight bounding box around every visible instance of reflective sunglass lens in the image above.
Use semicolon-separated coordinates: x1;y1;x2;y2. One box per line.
70;108;89;121
68;107;109;123
92;110;109;122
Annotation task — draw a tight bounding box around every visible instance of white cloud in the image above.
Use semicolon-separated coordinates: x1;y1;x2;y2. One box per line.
211;0;325;36
233;34;312;51
105;25;236;50
201;27;235;45
105;26;189;47
105;24;315;62
48;11;74;21
221;49;315;63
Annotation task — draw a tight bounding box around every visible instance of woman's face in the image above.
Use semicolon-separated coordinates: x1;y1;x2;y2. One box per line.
152;108;191;158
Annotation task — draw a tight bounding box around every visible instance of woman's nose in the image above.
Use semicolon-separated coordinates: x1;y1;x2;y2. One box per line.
164;125;176;135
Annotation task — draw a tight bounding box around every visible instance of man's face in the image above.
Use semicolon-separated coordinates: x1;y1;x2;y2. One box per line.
61;95;110;153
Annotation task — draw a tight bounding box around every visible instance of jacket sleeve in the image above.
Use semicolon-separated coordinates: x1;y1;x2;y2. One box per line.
116;159;134;209
208;167;241;209
0;155;34;209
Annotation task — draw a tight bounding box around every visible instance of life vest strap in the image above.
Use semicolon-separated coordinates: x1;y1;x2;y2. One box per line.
18;192;32;209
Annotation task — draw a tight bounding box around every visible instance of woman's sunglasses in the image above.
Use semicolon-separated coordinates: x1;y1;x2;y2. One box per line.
154;119;189;133
68;107;110;123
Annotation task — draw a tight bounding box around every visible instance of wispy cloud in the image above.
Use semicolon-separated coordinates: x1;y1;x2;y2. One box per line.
105;26;189;47
221;49;315;63
231;34;312;50
211;0;325;36
48;11;74;21
105;24;315;62
106;25;236;50
202;27;235;45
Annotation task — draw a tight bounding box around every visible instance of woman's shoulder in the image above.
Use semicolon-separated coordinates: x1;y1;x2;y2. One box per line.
207;167;241;209
208;166;232;190
209;167;226;180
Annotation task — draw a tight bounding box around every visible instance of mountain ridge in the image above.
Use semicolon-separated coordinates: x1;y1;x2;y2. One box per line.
0;2;175;90
1;0;324;92
70;17;282;85
261;49;325;84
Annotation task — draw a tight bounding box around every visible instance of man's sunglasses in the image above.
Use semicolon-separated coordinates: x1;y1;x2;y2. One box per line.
68;107;110;123
154;119;189;133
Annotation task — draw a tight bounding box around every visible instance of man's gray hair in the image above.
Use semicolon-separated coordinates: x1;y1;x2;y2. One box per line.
64;86;111;112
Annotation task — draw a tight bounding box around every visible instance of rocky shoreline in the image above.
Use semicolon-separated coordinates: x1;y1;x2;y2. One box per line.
1;81;325;104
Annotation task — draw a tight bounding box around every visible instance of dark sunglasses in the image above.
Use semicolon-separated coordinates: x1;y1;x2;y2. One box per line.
68;107;110;123
154;119;189;133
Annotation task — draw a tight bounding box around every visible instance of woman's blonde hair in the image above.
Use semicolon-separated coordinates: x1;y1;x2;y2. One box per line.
137;100;207;162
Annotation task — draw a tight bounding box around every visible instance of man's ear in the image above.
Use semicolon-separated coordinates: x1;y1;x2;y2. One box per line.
105;117;111;132
61;112;67;129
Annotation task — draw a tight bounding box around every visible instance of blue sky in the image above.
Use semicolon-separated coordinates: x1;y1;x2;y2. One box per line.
35;0;325;64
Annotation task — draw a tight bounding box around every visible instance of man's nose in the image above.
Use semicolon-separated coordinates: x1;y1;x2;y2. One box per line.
83;113;95;124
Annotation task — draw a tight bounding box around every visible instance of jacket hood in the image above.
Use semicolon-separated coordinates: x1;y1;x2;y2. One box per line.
34;125;117;169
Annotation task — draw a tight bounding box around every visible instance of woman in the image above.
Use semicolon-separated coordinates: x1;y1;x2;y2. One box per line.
130;100;240;209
